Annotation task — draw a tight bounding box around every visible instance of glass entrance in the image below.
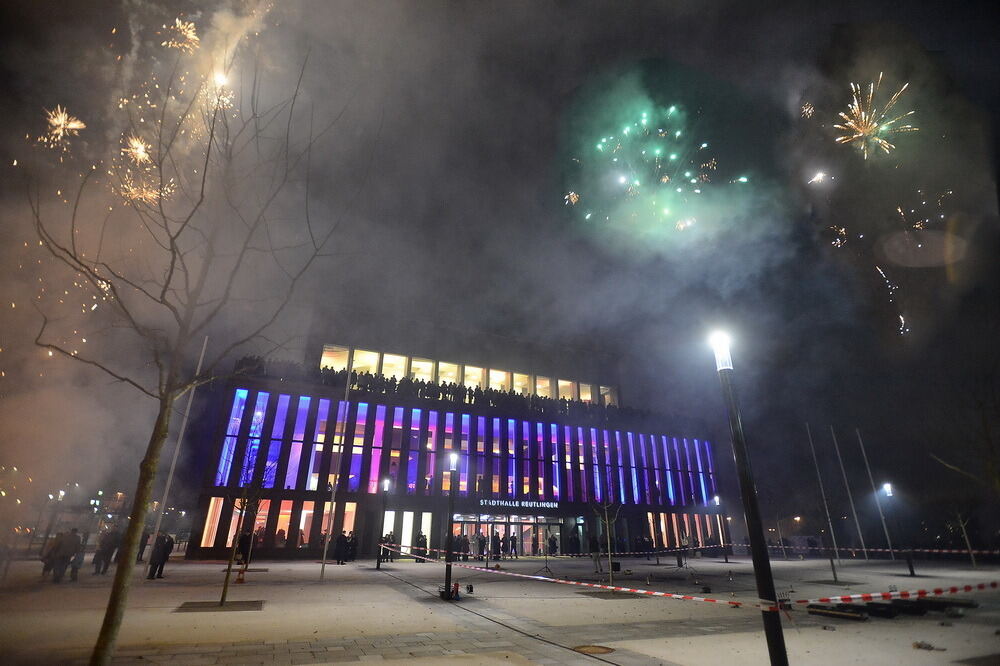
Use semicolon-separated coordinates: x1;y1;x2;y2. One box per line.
450;514;568;557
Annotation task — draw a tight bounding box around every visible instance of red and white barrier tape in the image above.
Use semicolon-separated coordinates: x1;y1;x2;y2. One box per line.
379;544;1000;613
793;581;999;606
379;544;775;611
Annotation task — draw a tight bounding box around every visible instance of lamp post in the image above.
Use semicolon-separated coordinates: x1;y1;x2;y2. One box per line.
377;478;390;569
444;453;458;599
709;331;788;666
883;482;915;576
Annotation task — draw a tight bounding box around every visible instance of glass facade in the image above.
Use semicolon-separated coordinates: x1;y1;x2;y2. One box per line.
197;385;720;556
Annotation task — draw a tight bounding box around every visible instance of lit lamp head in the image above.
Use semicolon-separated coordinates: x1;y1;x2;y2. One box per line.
449;452;459;471
793;516;801;522
213;71;229;87
882;482;893;497
708;330;733;371
382;478;390;493
713;495;721;506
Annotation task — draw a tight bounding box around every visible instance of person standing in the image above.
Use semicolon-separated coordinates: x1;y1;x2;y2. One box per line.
476;532;486;561
491;531;501;559
334;530;347;565
93;527;120;575
41;532;61;577
548;533;558;556
69;539;86;582
509;534;518;559
137;529;150;563
589;534;603;574
52;528;81;583
386;532;396;562
237;530;252;565
346;531;356;561
147;531;174;579
415;532;427;562
460;534;470;561
500;534;509;560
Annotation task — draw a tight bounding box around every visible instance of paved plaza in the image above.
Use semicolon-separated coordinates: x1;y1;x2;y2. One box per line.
1;552;998;664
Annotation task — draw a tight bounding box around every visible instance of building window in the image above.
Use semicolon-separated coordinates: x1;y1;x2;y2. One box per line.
558;380;577;401
275;500;293;547
489;369;510;391
238;392;270;487
406;408;421;494
320;345;349;371
299;501;315;547
352;349;379;374
535;377;552;398
368;405;387;494
512;373;531;395
423;411;438;495
382;353;408;380
347;403;368;492
215;389;249;486
579;384;593;403
326;401;348;490
438;362;459;385
263;395;290;488
306;399;330;491
463;366;484;389
283;396;311;490
200;497;224;547
410;358;434;381
600;385;618;406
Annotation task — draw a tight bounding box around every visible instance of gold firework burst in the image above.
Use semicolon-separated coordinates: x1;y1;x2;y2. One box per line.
800;102;814;119
834;72;918;160
122;134;151;165
564;191;580;206
160;18;200;53
38;105;86;151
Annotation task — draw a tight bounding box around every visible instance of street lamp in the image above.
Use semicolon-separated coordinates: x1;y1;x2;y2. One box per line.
377;478;390;569
882;482;893;497
709;331;788;666
444;452;459;599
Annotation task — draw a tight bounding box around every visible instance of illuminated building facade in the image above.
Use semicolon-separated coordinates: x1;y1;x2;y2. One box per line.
188;344;727;559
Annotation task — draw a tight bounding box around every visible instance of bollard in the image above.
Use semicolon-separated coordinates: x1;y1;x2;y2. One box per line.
905;549;916;577
828;552;838;583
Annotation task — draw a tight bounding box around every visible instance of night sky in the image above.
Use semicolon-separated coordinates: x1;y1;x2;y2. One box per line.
1;1;997;541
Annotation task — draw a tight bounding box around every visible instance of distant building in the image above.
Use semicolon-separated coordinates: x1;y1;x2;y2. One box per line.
188;342;727;559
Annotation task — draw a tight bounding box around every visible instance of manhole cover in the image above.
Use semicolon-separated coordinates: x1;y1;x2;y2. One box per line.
574;645;615;655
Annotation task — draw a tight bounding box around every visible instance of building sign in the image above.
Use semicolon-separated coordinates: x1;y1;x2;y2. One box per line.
479;499;559;510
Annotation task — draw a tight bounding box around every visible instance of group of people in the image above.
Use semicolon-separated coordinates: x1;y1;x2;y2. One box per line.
39;526;175;583
234;356;661;429
40;528;84;582
328;530;359;565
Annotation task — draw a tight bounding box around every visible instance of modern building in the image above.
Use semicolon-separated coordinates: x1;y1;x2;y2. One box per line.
187;343;727;559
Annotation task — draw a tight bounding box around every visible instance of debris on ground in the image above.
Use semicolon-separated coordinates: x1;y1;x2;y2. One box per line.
912;641;946;651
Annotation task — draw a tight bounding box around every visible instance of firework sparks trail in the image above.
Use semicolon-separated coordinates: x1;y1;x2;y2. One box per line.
800;102;815;118
567;105;748;229
160;18;200;53
38;105;86;152
834;72;918;160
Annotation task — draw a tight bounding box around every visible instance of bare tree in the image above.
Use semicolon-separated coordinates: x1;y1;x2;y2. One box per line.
220;446;277;606
591;499;621;586
23;16;367;664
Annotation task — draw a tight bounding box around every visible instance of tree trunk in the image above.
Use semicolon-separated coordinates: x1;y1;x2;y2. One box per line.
91;395;175;666
957;513;976;568
220;496;247;606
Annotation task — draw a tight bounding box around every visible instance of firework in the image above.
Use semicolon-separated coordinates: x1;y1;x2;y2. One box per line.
118;172;175;205
800;102;814;119
160;18;200;53
834;72;918;160
568;105;747;229
38;105;86;152
808;171;827;184
122;134;151;165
